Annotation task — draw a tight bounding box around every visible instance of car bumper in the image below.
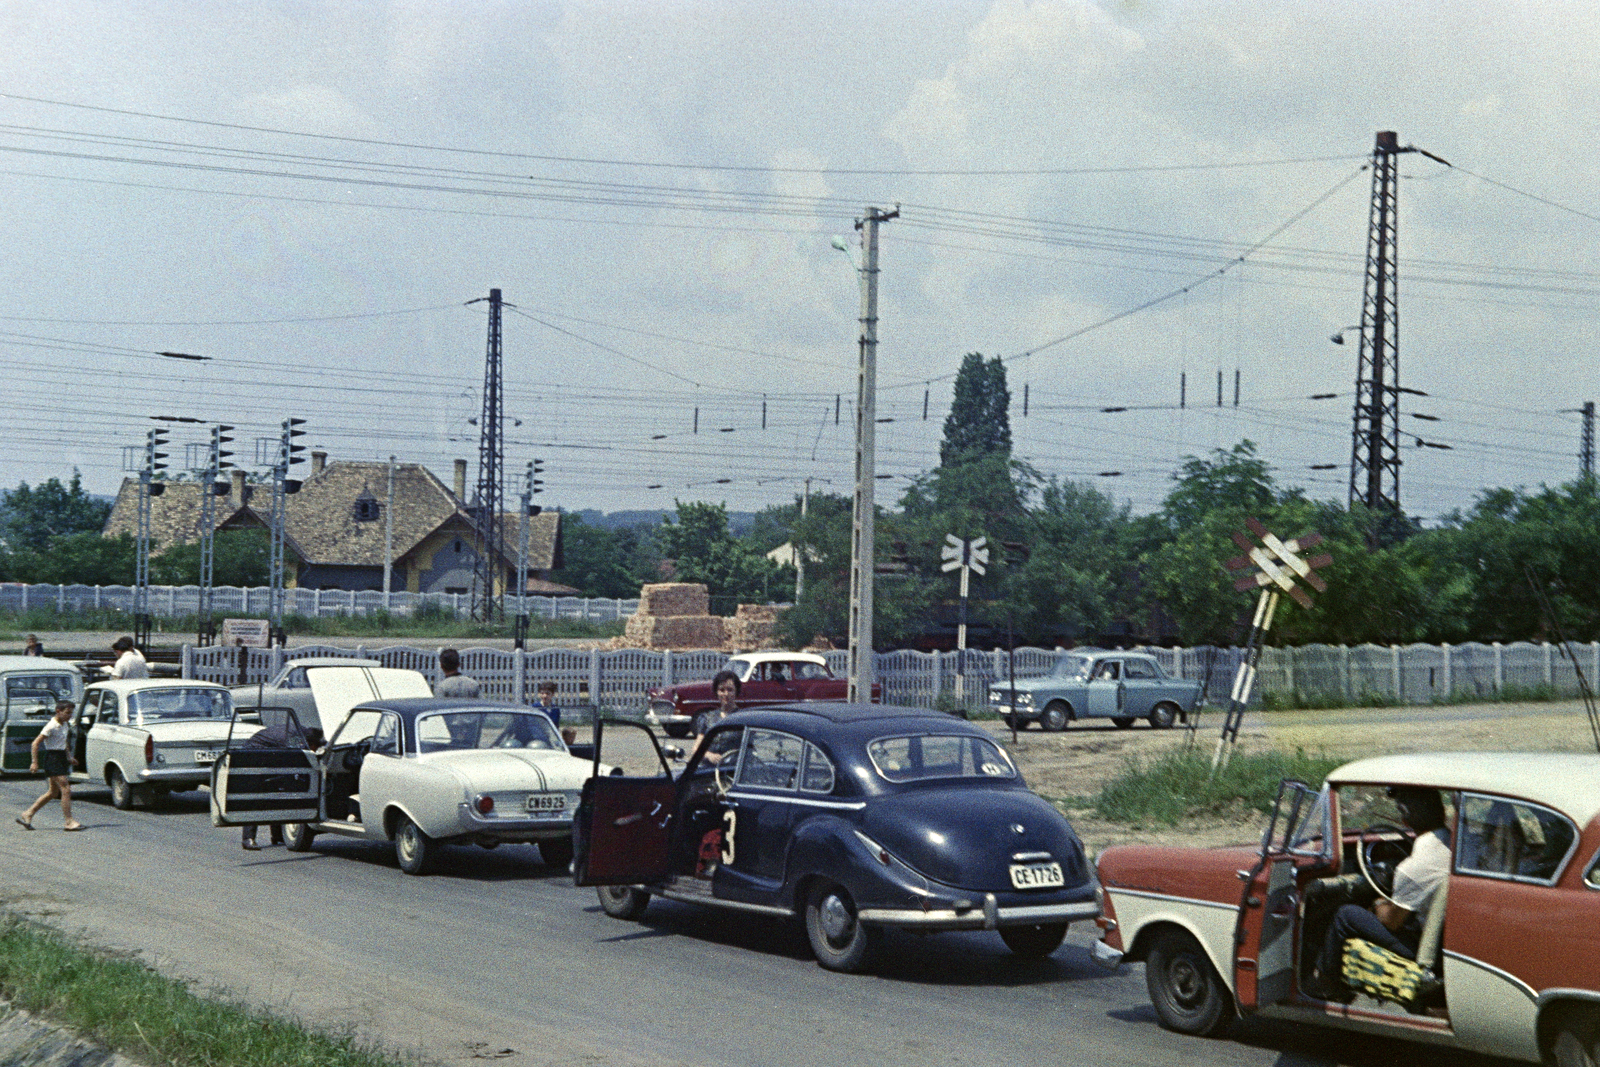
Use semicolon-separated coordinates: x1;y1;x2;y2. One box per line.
988;704;1036;717
648;710;691;727
857;896;1099;931
137;765;215;786
456;803;573;837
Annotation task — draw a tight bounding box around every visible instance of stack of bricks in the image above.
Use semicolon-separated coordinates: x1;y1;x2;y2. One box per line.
725;603;783;650
621;583;729;649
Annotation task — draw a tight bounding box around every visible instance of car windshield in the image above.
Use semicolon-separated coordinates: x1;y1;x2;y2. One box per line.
867;734;1018;783
127;688;232;722
5;675;75;717
1049;655;1092;680
415;710;562;754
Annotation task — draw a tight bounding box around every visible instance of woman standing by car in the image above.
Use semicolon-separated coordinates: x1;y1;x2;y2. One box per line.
17;701;82;831
691;670;741;764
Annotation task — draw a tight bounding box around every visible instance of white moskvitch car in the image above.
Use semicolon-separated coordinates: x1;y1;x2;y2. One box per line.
72;679;255;808
210;696;607;874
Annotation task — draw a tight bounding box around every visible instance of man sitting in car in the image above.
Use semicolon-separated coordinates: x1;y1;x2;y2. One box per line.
1307;786;1451;1001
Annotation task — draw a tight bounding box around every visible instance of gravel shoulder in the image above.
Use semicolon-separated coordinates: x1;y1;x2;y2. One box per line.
990;699;1600;853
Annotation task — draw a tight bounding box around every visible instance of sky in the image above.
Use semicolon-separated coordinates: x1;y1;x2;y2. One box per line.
3;0;1599;525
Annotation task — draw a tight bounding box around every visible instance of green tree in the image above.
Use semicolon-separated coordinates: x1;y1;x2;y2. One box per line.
552;515;659;599
2;471;110;551
940;352;1012;466
2;532;137;585
149;529;272;587
656;501;785;609
997;478;1136;645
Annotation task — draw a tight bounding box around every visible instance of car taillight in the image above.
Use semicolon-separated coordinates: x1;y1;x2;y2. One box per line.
476;795;494;815
144;735;154;763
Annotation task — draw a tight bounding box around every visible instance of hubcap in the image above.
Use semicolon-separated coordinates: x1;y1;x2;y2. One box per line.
399;826;418;861
819;893;854;942
1169;957;1203;1008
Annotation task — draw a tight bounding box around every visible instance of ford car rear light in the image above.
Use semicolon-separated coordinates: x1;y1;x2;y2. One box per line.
144;735;154;764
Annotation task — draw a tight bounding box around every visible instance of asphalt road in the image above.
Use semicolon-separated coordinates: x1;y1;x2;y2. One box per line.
0;767;1520;1067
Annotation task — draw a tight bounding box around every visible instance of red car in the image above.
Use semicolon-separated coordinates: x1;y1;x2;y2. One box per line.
1094;752;1600;1065
645;652;878;738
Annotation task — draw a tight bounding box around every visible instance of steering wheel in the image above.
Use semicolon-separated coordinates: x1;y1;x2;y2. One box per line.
1354;823;1411;902
341;741;371;772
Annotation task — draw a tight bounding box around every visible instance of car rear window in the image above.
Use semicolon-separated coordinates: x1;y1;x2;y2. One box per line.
867;735;1016;783
128;688;232;722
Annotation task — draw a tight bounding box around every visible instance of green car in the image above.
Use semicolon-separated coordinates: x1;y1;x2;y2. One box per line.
0;656;83;774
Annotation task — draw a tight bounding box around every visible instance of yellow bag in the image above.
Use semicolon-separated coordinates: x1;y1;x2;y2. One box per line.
1341;939;1436;1006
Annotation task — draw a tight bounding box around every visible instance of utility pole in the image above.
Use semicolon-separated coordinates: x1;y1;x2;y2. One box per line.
468;288;507;622
196;424;234;646
268;418;306;644
1583;402;1595;482
1348;130;1448;515
846;206;896;703
383;454;396;609
796;476;810;601
514;459;543;650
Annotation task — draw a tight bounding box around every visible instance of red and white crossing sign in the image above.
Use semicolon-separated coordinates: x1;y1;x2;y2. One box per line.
1223;517;1332;610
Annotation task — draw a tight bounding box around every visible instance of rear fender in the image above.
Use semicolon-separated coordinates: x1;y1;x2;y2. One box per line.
782;815;931;912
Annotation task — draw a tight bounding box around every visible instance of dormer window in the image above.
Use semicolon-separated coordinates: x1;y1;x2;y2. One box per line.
352;489;381;522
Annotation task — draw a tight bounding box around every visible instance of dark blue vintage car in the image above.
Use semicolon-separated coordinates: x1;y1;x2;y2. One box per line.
573;703;1098;972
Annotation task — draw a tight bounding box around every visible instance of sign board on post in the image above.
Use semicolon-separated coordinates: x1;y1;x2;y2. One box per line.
220;618;270;648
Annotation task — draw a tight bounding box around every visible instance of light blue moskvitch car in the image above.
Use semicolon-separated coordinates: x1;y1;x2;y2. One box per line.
988;652;1201;732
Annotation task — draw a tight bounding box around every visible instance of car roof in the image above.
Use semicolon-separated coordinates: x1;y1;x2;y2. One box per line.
1329;752;1600;827
732;651;828;665
347;697;547;727
725;702;990;738
0;656;79;673
88;679;229;694
282;657;383;669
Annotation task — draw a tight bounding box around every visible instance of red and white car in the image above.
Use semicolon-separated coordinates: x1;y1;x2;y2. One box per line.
1094;752;1600;1065
645;652;878;738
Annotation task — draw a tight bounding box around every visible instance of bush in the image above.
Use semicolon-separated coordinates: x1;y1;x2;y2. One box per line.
1091;746;1345;826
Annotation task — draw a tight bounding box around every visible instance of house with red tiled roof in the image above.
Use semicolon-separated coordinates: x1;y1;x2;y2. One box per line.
104;453;561;594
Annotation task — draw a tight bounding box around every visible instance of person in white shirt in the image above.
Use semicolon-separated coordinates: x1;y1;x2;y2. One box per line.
1308;786;1450;1001
18;701;82;831
434;648;480;698
109;636;149;680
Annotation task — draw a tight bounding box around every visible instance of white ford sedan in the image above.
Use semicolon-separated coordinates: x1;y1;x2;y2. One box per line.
210;696;606;874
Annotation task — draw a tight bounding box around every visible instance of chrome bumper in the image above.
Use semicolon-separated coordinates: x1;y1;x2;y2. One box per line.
857;896;1098;931
456;803;572;836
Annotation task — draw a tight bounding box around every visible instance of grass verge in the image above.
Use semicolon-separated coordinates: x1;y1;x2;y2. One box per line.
1087;746;1345;827
0;911;416;1067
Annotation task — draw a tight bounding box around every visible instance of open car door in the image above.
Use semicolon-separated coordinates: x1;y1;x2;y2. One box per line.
0;688;54;775
573;718;679;886
1233;779;1322;1011
209;707;321;827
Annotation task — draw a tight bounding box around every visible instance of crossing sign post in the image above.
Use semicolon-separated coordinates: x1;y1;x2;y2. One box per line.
1211;518;1333;768
941;534;988;705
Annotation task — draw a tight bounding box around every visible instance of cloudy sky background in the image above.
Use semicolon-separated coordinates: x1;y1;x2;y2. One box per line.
3;0;1597;523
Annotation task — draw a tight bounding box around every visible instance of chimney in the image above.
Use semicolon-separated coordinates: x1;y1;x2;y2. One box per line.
231;470;246;498
454;459;467;502
311;450;327;476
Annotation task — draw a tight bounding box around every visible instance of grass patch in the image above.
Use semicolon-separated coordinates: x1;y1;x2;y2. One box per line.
0;911;415;1067
1091;746;1345;827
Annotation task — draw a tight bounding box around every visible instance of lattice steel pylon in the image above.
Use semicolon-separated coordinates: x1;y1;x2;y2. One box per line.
469;288;506;622
1582;401;1595;481
1349;131;1406;513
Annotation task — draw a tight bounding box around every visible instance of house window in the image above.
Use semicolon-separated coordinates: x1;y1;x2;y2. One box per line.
352;492;380;522
454;540;463;553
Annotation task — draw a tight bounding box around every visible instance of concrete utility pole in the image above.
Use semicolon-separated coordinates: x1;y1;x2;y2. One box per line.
383;454;395;607
1583;402;1595;481
846;206;897;703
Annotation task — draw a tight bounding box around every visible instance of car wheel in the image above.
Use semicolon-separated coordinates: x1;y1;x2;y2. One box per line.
1146;928;1235;1037
539;836;574;870
283;822;316;852
1148;702;1179;729
1111;717;1135;729
999;922;1068;959
1553;1014;1600;1067
1040;701;1070;732
109;767;134;810
597;885;651;920
805;881;878;972
394;815;435;875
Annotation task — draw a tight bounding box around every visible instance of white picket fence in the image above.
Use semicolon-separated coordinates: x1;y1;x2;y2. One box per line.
182;639;1600;712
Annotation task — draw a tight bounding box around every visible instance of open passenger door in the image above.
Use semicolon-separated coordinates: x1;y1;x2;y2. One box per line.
573;718;679;887
1233;779;1326;1011
209;707;321;827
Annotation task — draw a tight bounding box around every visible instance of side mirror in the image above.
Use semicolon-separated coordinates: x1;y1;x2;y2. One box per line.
663;745;685;762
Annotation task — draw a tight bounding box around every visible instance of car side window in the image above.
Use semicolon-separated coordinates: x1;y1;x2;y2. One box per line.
79;691;101;724
1587;851;1600;890
1457;793;1577;883
1124;659;1157;680
370;713;400;756
800;742;835;794
737;728;801;790
99;693;119;725
1093;661;1120;681
283;668;308;689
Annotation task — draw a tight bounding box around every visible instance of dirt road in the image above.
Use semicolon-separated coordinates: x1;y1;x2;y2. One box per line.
993;699;1600;852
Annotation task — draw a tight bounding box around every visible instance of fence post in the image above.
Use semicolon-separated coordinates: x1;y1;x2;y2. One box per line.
1493;642;1503;693
1391;645;1401;703
1545;642;1554;688
57;585;65;611
181;644;193;679
95;585;101;610
589;648;602;708
663;649;675;689
513;647;526;705
270;645;284;677
1441;643;1451;699
1284;646;1296;698
928;653;939;705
